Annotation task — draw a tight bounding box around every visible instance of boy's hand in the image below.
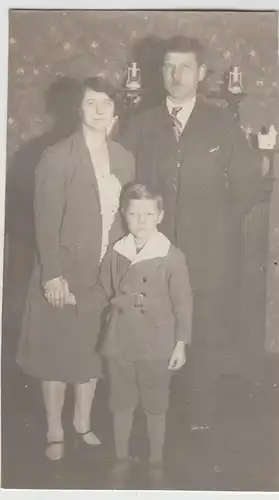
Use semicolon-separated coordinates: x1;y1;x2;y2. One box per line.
168;341;186;370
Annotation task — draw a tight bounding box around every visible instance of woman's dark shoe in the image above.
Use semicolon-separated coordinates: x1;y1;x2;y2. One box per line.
74;430;101;449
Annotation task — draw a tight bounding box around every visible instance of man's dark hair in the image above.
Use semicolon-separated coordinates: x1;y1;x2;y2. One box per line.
164;36;205;66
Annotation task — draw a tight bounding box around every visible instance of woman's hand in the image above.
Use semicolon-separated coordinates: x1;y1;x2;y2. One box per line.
168;341;187;371
43;277;71;309
64;293;77;305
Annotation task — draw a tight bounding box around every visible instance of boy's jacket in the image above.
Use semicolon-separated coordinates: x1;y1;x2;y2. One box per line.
78;231;193;360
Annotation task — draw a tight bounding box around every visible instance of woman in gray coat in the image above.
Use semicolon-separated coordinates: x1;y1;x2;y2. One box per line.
16;76;135;461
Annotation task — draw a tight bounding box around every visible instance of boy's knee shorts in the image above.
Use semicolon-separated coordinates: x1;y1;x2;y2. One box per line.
107;358;172;415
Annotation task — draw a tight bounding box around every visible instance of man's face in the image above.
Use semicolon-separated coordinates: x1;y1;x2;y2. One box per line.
81;89;115;132
162;51;206;101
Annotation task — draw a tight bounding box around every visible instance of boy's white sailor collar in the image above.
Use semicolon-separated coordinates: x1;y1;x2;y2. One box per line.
113;230;171;265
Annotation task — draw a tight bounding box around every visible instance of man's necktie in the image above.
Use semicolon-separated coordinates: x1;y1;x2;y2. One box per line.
170;106;183;141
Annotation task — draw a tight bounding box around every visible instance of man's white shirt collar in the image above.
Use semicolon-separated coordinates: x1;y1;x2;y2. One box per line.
166;95;196;130
113;230;171;266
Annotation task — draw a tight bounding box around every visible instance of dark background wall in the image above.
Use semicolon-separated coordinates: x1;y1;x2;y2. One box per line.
7;10;278;159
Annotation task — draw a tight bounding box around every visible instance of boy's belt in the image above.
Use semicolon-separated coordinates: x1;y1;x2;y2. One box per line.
111;292;146;309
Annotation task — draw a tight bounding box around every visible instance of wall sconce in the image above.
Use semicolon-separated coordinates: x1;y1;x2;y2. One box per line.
228;66;244;95
206;64;246;122
122;62;144;109
224;66;246;121
125;62;141;90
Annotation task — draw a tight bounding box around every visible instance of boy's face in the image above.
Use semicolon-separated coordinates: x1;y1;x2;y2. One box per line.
124;199;164;242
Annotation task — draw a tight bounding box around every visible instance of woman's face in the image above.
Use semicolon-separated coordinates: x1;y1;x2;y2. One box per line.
81;88;115;133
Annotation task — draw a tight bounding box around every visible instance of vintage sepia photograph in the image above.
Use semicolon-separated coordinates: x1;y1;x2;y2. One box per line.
1;8;279;493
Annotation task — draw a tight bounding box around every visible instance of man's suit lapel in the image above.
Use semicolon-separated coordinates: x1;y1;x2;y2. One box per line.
178;98;209;149
157;103;178;147
157;98;210;151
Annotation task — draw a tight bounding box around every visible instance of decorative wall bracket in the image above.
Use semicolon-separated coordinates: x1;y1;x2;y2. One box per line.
206;66;246;122
121;61;144;110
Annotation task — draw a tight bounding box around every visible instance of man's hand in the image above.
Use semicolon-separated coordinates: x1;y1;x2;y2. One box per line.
168;341;186;371
43;277;71;309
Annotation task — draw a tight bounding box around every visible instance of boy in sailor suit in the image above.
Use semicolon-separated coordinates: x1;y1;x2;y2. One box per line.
96;183;193;484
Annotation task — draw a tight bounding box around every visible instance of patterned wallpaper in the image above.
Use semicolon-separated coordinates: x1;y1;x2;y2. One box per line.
7;10;278;160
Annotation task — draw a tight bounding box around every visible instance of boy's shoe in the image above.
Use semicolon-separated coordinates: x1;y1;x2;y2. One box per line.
106;456;134;489
148;461;170;490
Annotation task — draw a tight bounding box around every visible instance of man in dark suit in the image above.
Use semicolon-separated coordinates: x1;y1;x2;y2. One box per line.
119;36;263;428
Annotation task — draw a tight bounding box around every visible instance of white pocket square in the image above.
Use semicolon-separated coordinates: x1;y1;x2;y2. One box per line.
209;146;220;153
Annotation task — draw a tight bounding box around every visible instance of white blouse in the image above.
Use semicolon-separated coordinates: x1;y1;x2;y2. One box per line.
87;143;121;262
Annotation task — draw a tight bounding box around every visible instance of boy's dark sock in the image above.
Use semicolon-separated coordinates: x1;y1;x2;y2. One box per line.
146;412;166;465
113;407;134;459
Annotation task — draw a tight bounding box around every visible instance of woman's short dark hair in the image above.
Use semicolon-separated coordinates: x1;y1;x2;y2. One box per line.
164;36;205;66
120;182;164;213
78;76;120;112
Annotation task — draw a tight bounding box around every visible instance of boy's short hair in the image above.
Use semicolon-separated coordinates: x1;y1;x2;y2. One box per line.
120;183;164;212
164;36;205;66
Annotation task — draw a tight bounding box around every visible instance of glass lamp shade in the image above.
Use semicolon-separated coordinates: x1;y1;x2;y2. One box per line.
228;66;244;95
125;62;141;91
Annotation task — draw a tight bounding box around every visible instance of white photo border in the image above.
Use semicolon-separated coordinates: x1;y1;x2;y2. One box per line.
0;2;278;500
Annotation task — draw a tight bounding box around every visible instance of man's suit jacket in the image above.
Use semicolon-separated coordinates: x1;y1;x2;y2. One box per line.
120;98;263;292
